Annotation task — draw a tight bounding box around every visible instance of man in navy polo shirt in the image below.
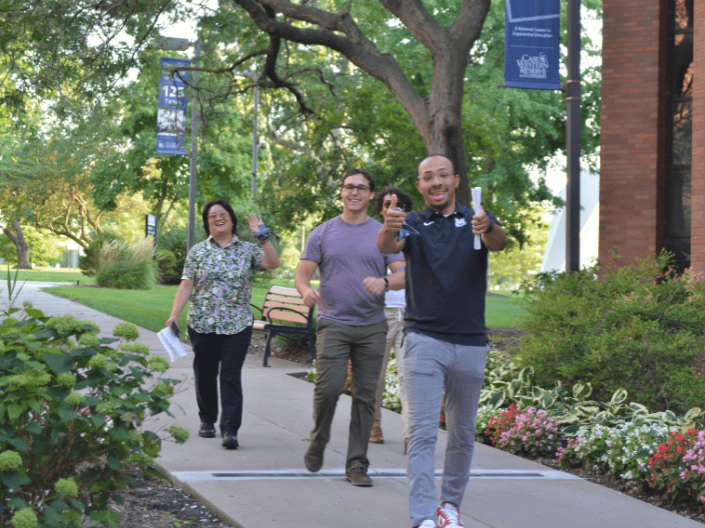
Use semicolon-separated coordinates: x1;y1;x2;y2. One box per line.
378;155;507;528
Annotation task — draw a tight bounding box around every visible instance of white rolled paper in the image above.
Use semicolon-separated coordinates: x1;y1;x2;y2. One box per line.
471;187;482;250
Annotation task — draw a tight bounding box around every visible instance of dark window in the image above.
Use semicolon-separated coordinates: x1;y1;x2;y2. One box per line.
664;0;693;270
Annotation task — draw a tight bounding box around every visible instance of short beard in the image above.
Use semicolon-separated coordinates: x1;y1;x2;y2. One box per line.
429;200;450;212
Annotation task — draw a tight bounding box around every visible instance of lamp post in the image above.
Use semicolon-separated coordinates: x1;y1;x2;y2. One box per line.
564;0;581;274
235;72;260;197
154;35;201;251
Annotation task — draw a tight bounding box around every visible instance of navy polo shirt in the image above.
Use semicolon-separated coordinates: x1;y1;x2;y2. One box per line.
402;204;498;346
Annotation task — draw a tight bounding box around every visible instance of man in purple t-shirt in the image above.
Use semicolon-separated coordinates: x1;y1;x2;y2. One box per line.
295;168;405;487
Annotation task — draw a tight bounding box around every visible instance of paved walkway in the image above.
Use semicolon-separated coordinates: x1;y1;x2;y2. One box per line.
7;283;703;528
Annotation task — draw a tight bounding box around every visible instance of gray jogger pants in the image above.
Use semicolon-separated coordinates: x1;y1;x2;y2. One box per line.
402;332;489;527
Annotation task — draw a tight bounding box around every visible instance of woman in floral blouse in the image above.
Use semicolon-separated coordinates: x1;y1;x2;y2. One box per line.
166;199;280;450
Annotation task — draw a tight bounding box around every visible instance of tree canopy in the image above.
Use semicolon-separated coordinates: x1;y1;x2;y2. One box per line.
0;0;603;250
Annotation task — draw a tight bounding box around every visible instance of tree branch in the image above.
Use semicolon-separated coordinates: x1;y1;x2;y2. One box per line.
230;0;429;137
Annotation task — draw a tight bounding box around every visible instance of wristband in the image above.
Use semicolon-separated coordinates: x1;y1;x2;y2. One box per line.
254;224;280;244
485;218;494;234
382;277;389;291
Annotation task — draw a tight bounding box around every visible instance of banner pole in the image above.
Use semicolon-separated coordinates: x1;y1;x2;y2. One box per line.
565;0;581;274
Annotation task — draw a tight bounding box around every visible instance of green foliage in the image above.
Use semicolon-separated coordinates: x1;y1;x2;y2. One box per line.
156;224;189;284
94;240;158;290
0;227;64;267
78;232;122;277
557;423;671;481
0;311;186;527
155;249;180;285
517;252;705;413
479;350;705;435
196;1;602;245
488;209;550;289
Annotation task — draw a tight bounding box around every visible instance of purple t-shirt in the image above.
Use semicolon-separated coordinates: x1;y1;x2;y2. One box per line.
302;216;403;326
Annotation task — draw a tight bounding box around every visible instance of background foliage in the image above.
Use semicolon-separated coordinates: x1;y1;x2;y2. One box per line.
516;252;705;413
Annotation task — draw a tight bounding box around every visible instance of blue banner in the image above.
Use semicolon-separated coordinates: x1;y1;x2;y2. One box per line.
157;57;190;155
504;0;561;90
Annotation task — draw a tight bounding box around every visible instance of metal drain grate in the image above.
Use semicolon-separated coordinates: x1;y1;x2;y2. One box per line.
172;468;581;482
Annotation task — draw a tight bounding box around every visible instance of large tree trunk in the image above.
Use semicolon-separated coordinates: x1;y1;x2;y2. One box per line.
4;220;30;268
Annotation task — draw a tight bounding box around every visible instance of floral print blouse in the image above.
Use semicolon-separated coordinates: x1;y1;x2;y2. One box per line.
182;236;265;335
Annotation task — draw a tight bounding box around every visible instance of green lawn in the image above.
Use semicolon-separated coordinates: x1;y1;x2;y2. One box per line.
44;279;299;334
43;279;527;333
485;292;528;328
5;266;95;284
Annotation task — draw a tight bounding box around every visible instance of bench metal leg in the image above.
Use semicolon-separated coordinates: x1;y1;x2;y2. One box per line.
263;331;275;367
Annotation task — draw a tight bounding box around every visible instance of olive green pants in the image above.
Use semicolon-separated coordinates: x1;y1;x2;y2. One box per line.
309;318;387;471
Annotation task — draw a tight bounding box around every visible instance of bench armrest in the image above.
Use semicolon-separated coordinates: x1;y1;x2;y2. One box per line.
265;306;311;326
250;303;264;320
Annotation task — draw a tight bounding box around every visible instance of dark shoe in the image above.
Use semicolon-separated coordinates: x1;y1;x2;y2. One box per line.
222;433;239;450
369;425;384;444
199;422;216;438
346;467;372;487
304;443;324;472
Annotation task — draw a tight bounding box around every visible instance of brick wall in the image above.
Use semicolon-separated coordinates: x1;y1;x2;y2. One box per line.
599;0;666;268
692;0;705;273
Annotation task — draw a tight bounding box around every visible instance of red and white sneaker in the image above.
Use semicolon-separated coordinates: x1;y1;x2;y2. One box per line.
437;502;464;528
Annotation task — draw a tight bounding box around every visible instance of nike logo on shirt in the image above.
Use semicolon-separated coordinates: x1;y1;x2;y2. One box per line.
423;221;434;226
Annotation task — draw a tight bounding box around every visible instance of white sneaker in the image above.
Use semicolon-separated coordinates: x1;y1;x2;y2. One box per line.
437;502;464;528
418;520;437;528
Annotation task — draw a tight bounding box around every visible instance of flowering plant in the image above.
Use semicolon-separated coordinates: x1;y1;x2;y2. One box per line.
679;430;705;503
485;404;522;446
647;429;705;504
0;311;186;528
485;404;561;458
557;423;670;482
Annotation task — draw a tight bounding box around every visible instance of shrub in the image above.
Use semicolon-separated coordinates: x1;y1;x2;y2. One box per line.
156;249;180;285
95;240;157;290
517;252;705;413
78;232;122;277
0;308;186;527
156;225;188;282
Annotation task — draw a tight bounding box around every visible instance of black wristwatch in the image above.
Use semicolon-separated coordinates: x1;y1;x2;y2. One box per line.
486;218;494;234
382;277;389;291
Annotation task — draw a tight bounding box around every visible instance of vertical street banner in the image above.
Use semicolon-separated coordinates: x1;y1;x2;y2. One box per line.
157;58;189;155
504;0;561;90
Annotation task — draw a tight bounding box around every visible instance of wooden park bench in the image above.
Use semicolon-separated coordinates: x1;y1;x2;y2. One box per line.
251;285;316;367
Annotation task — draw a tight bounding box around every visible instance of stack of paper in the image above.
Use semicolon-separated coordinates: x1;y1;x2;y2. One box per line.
157;327;188;362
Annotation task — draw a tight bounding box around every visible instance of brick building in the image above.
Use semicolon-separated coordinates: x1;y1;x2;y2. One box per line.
599;0;697;272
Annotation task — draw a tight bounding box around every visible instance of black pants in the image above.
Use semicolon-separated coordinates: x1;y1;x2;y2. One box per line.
188;326;253;436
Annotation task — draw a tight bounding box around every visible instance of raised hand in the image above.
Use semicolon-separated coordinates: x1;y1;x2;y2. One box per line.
247;214;264;236
383;195;405;232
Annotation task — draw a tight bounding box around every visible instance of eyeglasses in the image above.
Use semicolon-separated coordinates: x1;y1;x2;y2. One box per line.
341;184;370;193
419;172;453;183
208;212;230;221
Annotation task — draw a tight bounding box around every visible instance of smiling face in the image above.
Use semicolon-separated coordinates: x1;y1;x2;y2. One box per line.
340;172;375;215
206;204;234;238
416;156;460;215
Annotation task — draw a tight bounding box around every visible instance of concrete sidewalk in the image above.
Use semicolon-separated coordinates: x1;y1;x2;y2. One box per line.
7;283;703;528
